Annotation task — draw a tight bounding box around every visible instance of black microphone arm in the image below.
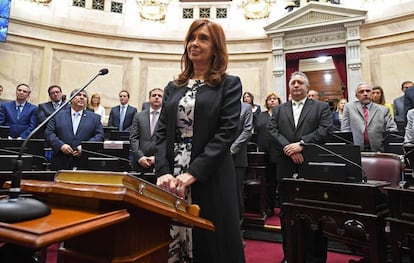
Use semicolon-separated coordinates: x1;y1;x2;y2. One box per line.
327;130;354;145
0;68;109;223
301;142;368;183
82;149;131;164
0;147;50;170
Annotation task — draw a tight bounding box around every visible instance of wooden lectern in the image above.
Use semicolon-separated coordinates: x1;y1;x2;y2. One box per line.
0;170;214;262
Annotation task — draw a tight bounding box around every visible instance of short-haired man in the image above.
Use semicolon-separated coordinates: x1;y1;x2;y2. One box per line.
130;88;163;173
307;89;320;101
394;80;413;123
268;71;332;263
342;82;397;151
45;89;104;170
0;83;37;139
0;85;7;106
37;85;67;138
108;90;137;131
38;85;66;124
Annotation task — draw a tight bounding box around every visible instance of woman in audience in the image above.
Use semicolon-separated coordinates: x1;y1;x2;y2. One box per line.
155;19;245;263
243;91;261;124
372;86;394;118
332;98;347;131
255;92;281;216
89;93;106;124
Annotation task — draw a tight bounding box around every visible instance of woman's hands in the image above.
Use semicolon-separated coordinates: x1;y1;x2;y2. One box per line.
157;172;196;198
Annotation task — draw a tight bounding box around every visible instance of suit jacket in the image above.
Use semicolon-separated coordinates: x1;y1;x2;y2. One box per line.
341;101;397;152
255;110;278;163
404;87;414;121
268;99;332;158
129;109;159;171
108;104;137;131
155;76;245;263
45;108;104;170
231;102;253;167
0;99;8;107
0;101;37;139
393;95;405;123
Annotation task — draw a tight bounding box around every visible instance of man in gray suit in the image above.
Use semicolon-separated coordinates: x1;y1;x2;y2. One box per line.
394;80;413;123
129;88;163;173
231;102;253;228
342;82;397;152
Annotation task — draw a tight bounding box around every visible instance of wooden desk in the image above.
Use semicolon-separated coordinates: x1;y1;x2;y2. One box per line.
385;186;414;263
1;170;213;263
243;152;267;228
282;178;389;263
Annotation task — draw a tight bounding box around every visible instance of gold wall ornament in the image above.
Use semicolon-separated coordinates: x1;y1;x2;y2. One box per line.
241;0;274;19
32;0;52;5
136;0;169;21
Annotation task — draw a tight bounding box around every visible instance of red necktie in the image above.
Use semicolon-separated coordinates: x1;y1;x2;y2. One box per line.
363;105;369;145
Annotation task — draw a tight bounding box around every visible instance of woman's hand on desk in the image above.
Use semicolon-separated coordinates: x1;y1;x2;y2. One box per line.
157;172;196;198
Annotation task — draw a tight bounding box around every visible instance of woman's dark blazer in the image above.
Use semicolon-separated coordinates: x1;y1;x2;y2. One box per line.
155;75;246;263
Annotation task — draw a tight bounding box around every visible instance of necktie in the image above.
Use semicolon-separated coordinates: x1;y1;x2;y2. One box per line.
16;105;22;120
119;105;125;131
150;111;159;135
53;103;59;110
363;105;369;145
72;112;80;134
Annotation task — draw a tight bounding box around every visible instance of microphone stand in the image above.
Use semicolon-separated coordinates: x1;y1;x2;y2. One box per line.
0;68;109;223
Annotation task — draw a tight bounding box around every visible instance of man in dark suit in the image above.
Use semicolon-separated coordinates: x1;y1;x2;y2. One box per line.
0;85;7;106
394;80;413;124
0;83;37;139
268;71;332;263
45;89;104;170
108;90;137;131
130;88;163;173
403;81;414;122
37;85;67;138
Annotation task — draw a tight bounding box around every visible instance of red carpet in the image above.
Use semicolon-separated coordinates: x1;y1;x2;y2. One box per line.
244;208;363;263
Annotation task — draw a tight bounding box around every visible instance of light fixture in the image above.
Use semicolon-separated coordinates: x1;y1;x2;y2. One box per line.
316;56;329;63
241;0;275;19
136;0;169;21
285;0;299;12
32;0;52;4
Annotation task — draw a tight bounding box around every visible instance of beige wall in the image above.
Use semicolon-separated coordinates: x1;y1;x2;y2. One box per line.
360;13;414;103
1;1;414;113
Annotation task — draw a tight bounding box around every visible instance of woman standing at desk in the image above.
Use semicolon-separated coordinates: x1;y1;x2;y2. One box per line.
155;19;245;263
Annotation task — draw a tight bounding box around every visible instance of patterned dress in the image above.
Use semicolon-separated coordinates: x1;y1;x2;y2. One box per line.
168;79;202;263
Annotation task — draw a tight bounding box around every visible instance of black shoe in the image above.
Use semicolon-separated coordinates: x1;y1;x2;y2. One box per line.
265;208;274;217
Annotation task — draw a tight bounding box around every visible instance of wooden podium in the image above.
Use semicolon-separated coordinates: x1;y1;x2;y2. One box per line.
0;170;214;262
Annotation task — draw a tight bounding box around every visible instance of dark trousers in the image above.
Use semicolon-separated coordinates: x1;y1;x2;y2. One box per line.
235;166;247;224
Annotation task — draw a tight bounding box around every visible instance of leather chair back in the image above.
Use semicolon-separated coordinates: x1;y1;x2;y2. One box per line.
361;152;405;187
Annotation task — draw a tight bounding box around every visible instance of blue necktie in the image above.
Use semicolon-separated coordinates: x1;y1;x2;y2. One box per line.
73;112;80;134
16;105;22;120
119;105;125;131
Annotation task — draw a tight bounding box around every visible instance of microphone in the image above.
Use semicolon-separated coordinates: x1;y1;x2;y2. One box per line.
300;142;368;183
0;68;109;223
